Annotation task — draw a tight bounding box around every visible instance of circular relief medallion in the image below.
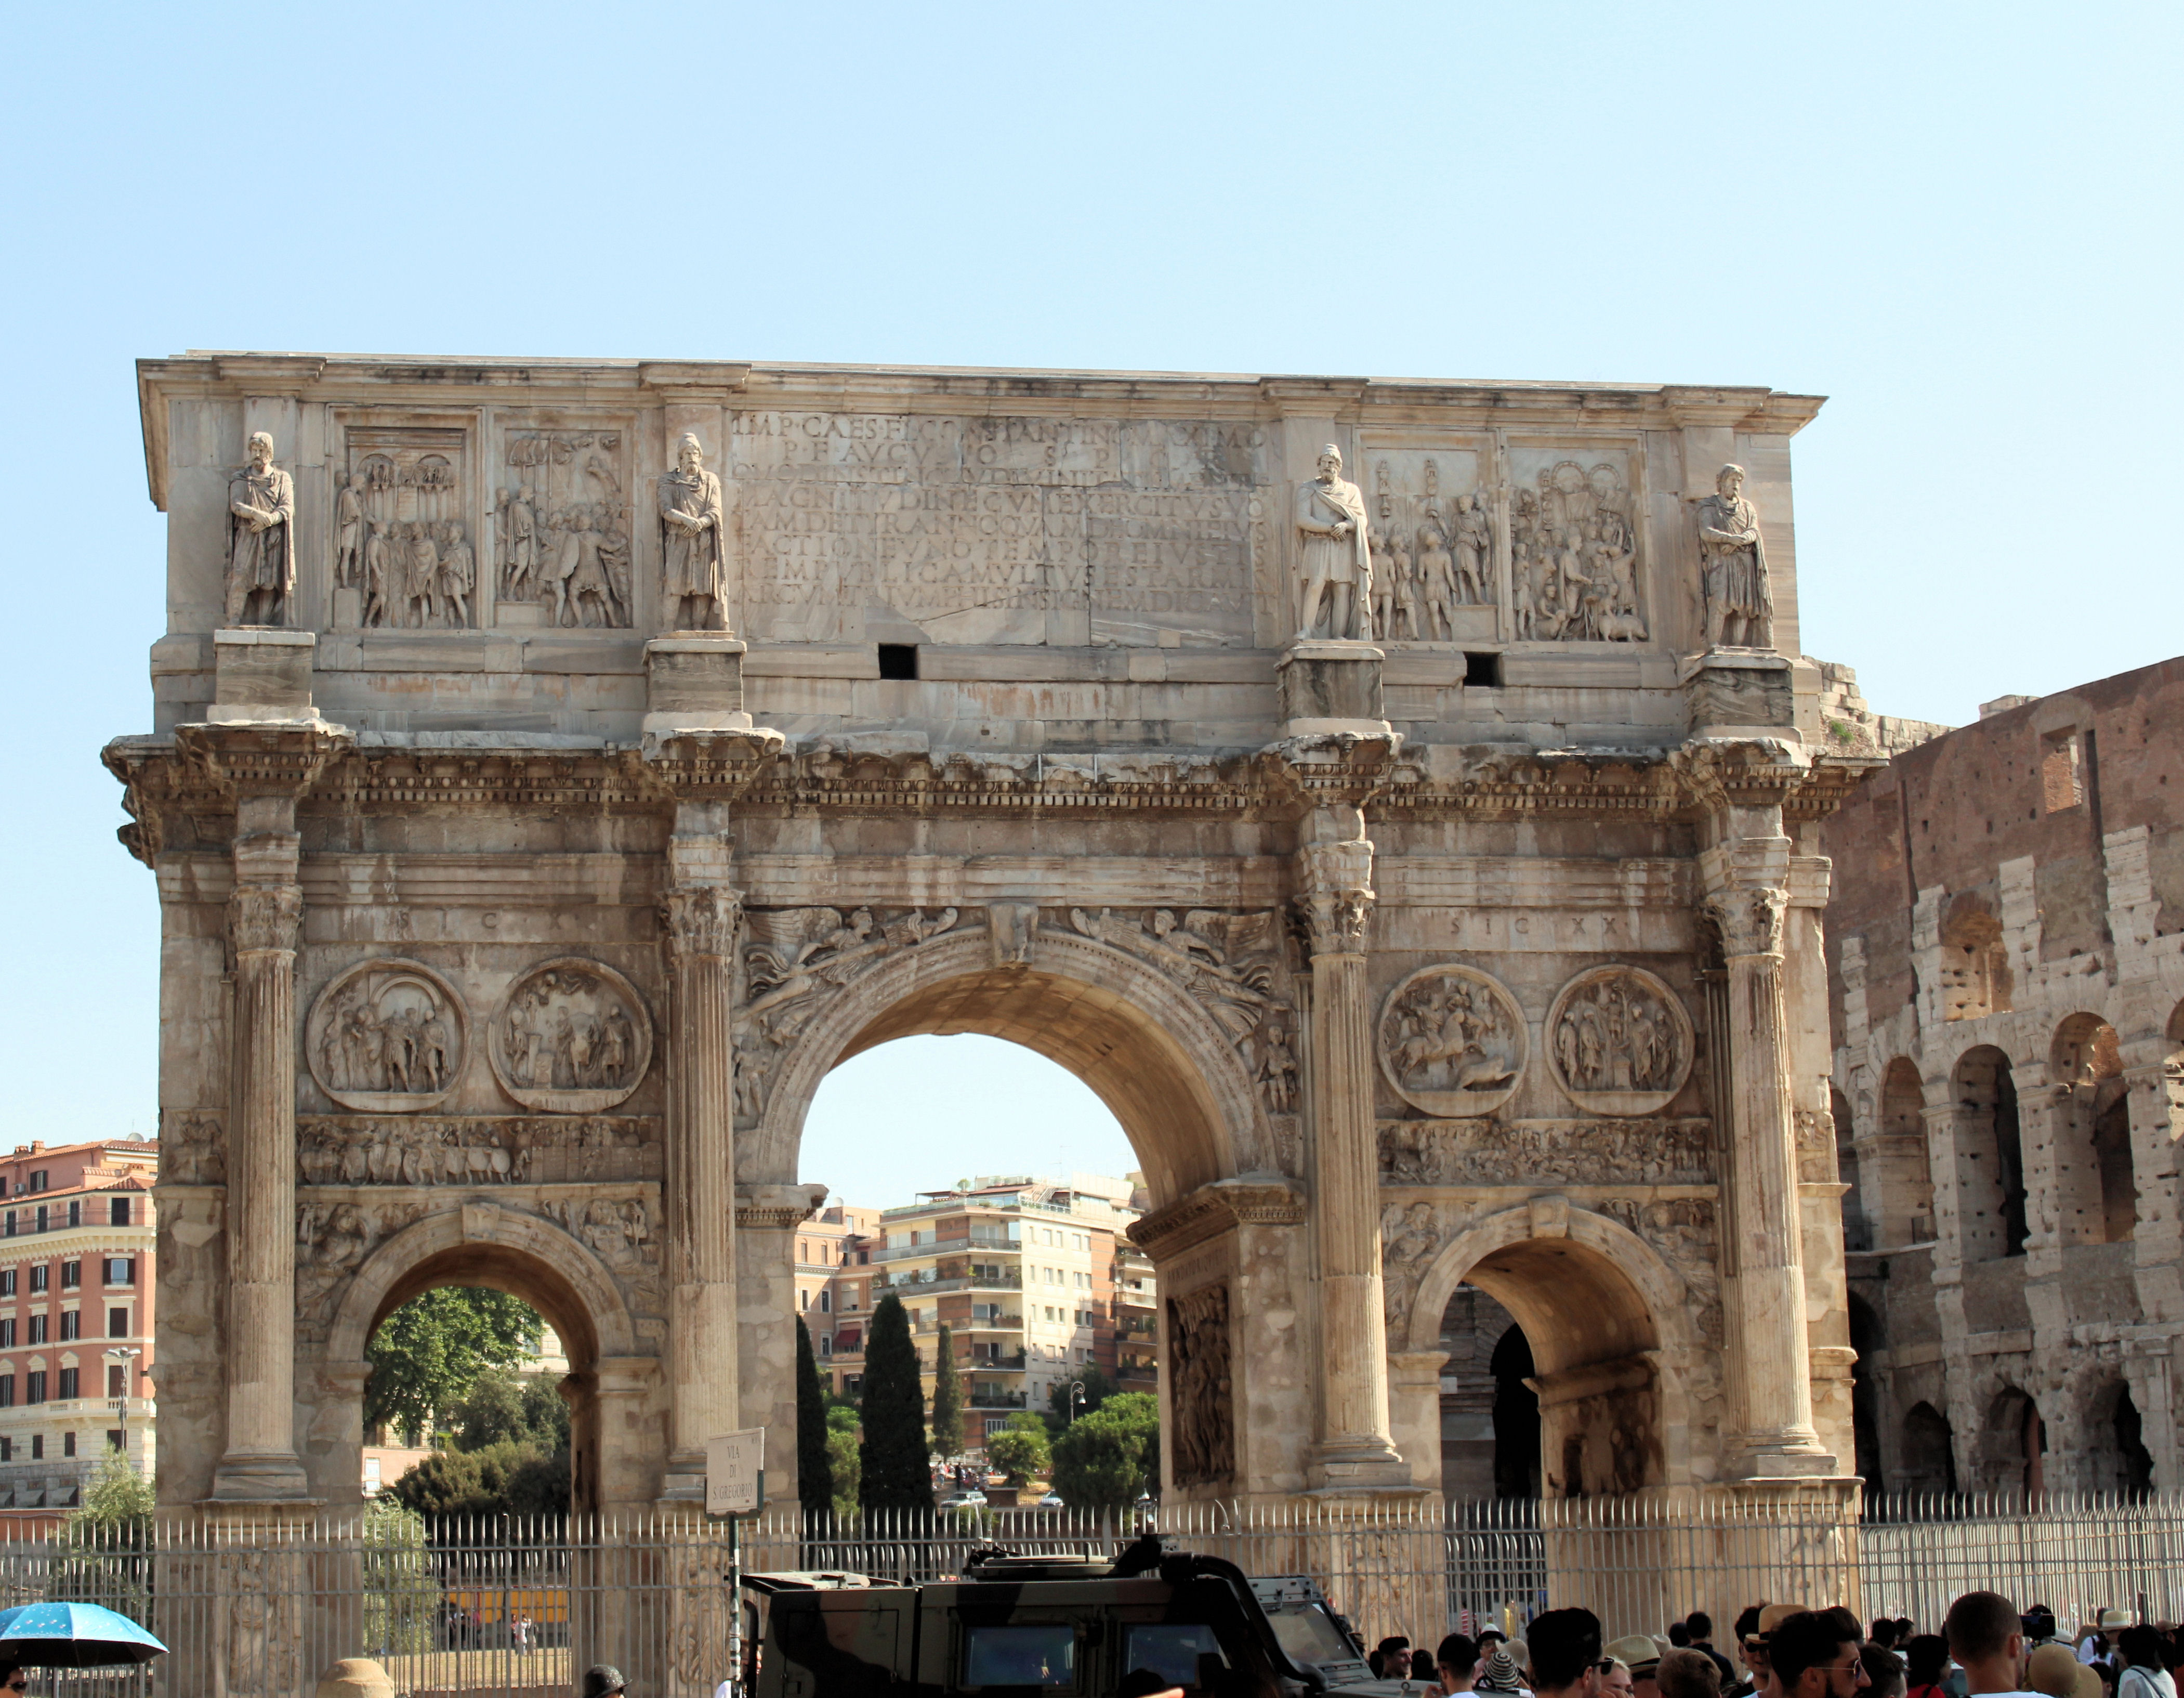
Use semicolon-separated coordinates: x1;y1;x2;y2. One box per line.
306;958;469;1113
1544;964;1694;1116
1376;964;1529;1118
489;957;653;1113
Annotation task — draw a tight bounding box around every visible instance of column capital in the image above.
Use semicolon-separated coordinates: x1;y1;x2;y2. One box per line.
661;883;742;961
1296;838;1374;956
1705;883;1787;960
228;883;301;958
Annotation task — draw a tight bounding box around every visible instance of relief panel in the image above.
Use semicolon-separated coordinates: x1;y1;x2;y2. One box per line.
1361;444;1498;644
334;422;476;630
305;959;469;1114
1507;444;1648;645
488;958;653;1113
495;425;634;629
1377;964;1528;1118
1543;965;1695;1116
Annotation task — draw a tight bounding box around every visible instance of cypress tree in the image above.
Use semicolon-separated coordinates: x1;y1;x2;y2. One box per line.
929;1321;964;1460
858;1295;931;1514
795;1317;831;1519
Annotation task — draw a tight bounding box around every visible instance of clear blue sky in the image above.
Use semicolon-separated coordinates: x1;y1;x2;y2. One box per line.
3;2;2176;1153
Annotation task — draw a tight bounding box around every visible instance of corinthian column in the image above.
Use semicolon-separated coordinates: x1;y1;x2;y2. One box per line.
1299;834;1409;1486
213;817;310;1499
1705;854;1833;1477
660;839;742;1499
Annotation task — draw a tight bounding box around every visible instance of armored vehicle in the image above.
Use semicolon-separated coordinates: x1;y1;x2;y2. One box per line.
741;1538;1431;1695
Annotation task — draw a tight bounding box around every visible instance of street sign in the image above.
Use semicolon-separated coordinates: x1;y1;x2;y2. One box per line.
706;1428;766;1517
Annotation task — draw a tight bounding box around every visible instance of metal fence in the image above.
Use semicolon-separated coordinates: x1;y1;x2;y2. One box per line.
4;1493;2181;1698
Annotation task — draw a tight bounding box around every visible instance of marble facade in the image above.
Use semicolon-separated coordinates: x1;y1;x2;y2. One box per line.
110;354;1872;1521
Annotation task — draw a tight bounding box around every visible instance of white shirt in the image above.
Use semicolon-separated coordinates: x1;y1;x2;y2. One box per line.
2119;1669;2176;1698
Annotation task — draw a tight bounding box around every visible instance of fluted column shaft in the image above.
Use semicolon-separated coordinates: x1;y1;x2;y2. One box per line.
215;825;310;1499
662;857;741;1492
1708;863;1831;1474
1300;836;1408;1484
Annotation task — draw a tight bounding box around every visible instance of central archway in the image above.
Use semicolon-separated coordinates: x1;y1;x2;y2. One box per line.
752;930;1285;1207
741;926;1302;1499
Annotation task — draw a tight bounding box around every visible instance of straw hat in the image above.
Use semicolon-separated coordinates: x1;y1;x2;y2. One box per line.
2097;1610;2130;1631
1607;1636;1665;1674
1478;1647;1526;1691
2028;1644;2082;1697
1756;1604;1805;1638
2073;1668;2104;1698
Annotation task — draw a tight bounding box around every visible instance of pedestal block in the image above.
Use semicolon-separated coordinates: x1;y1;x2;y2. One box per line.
1682;648;1795;740
645;636;749;735
1278;641;1388;737
210;629;317;723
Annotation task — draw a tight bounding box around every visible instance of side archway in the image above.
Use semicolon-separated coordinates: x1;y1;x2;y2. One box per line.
1404;1204;1701;1493
752;928;1279;1207
320;1205;641;1515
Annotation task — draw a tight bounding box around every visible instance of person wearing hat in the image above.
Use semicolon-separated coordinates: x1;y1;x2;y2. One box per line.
1478;1642;1533;1697
1737;1604;1808;1698
1608;1635;1666;1698
582;1670;626;1698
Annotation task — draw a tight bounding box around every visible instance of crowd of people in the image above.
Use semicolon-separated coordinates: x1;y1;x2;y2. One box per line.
1360;1592;2184;1698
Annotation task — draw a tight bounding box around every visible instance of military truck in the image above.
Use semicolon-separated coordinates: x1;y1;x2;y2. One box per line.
740;1537;1435;1696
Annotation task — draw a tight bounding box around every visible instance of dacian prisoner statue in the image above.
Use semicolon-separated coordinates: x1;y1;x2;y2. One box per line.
659;430;729;632
224;430;294;627
1295;442;1374;642
1694;461;1774;651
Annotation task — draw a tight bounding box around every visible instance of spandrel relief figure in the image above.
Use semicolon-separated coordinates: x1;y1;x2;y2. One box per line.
1293;443;1373;642
1452;493;1491;605
661;432;730;632
332;471;364;589
223;431;294;626
438;521;475;626
361;521;391;627
496;486;537;598
1695;462;1773;649
1415;505;1456;640
1368;488;1400;642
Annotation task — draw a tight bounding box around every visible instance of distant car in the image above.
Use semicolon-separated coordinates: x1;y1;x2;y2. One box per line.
1038;1492;1065;1507
939;1490;987;1510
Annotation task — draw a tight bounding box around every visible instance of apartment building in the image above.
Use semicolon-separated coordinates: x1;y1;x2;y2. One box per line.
0;1138;158;1518
794;1203;883;1384
815;1173;1154;1447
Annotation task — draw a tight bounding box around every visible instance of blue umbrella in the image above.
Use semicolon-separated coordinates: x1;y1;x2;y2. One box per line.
0;1602;166;1667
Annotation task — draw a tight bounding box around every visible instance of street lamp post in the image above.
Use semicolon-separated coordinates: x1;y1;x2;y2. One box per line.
104;1348;141;1470
1067;1380;1086;1426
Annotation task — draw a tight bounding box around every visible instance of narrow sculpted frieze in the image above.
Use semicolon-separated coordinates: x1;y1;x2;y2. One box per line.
1378;1116;1714;1187
1377;964;1527;1117
296;1115;657;1186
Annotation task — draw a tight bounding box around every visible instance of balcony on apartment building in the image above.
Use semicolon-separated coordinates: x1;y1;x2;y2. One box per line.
872;1267;1023;1295
869;1231;1021;1265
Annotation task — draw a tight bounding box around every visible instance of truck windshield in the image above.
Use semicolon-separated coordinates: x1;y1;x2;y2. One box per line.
1263;1604;1357;1672
1123;1623;1229;1689
964;1624;1074;1687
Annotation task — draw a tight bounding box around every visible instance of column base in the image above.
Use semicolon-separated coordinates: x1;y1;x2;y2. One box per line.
207;1451;314;1503
1729;1438;1840;1480
1311;1435;1413;1492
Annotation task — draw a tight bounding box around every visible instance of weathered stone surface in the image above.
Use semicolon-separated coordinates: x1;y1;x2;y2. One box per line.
113;354;1866;1519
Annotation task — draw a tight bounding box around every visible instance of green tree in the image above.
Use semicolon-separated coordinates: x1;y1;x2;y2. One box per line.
1048;1391;1159;1510
985;1411;1051;1487
1045;1361;1119;1429
57;1451;156;1618
858;1295;931;1514
366;1288;543;1443
360;1495;439;1654
929;1322;964;1458
387;1439;570;1526
824;1424;862;1519
454;1367;571;1452
796;1317;832;1518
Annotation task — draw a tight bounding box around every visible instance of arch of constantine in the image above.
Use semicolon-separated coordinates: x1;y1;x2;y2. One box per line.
108;354;1871;1517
